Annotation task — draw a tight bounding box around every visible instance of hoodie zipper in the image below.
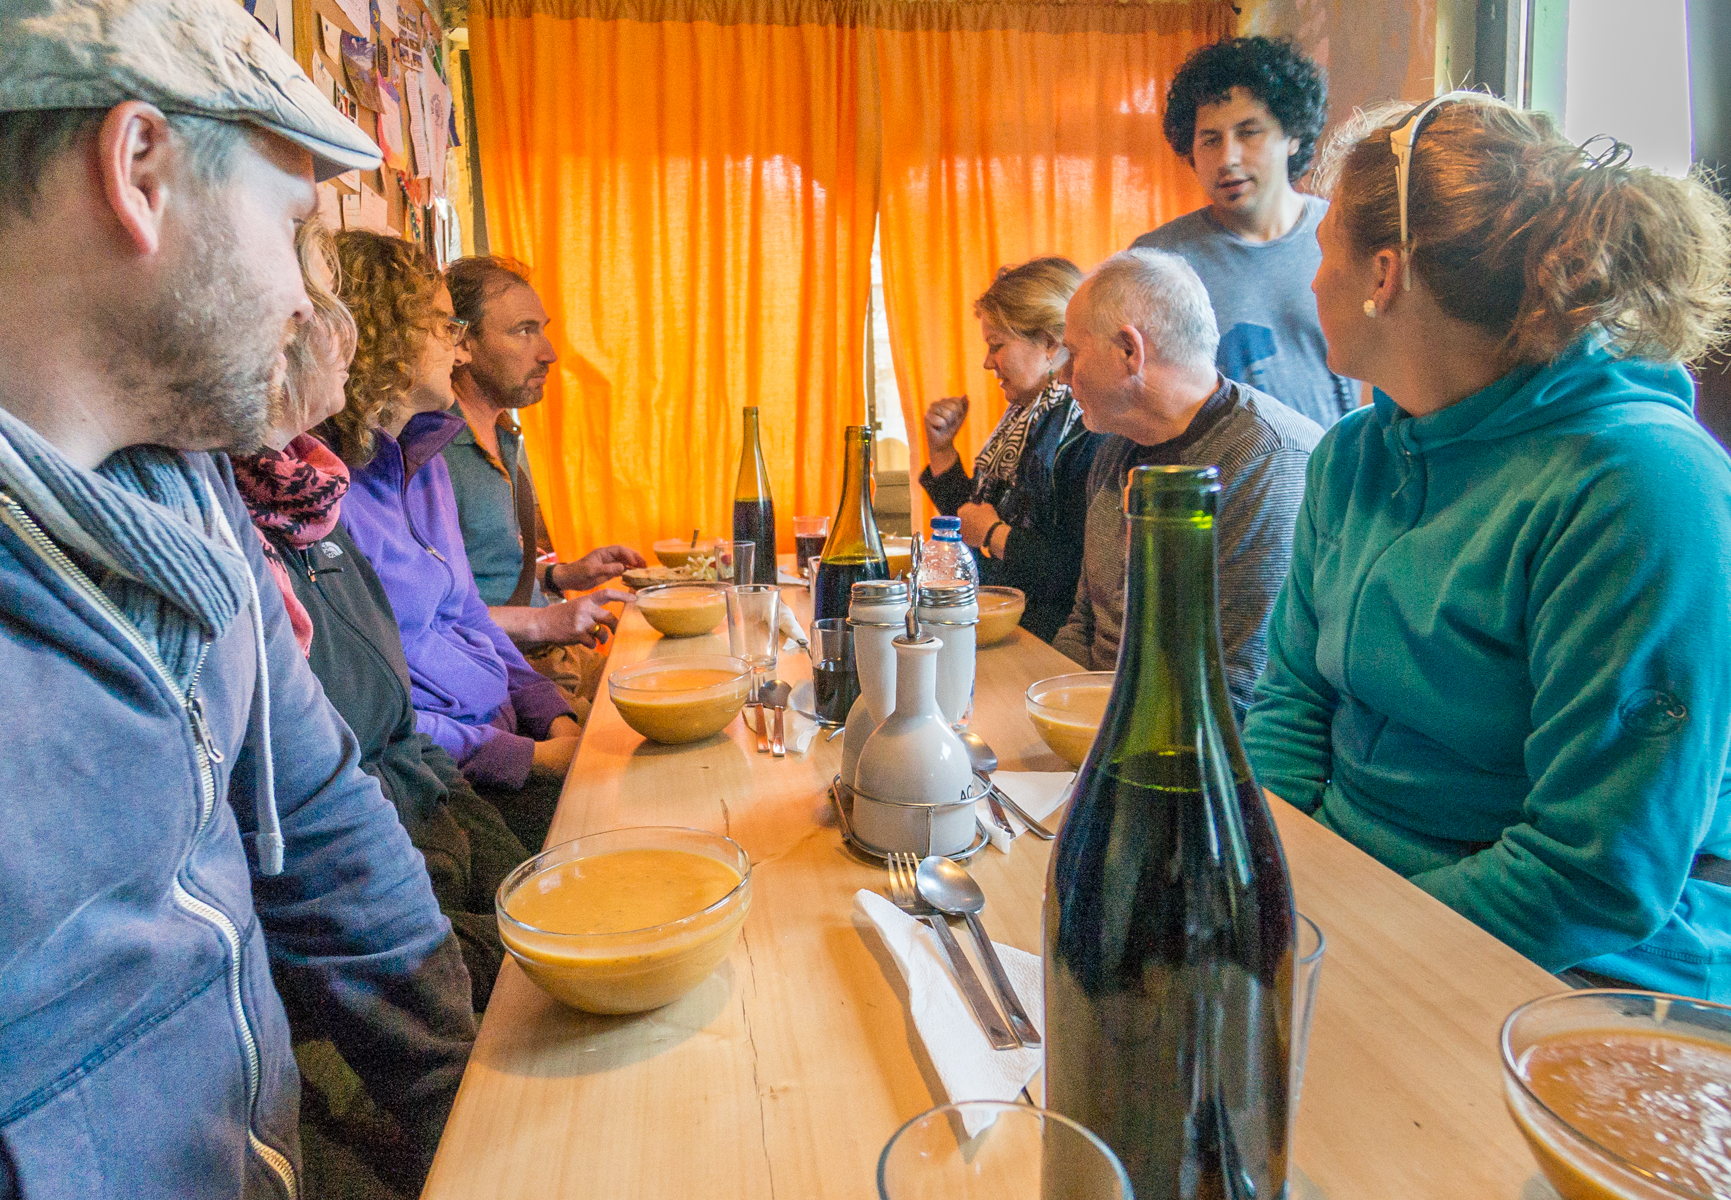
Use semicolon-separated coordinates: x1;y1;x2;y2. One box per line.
0;493;298;1199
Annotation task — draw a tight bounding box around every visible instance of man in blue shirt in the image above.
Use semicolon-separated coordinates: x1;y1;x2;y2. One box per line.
1132;36;1357;428
442;256;641;662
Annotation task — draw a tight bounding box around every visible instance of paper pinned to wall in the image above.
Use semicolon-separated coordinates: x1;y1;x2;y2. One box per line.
311;54;336;104
321;15;342;62
362;184;390;232
420;69;450;196
317;181;343;229
375;0;399;36
374;79;408;172
402;69;431;180
345;183;390;233
331;0;368;32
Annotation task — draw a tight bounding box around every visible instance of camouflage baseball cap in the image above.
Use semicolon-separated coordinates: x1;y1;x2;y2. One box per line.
0;0;382;181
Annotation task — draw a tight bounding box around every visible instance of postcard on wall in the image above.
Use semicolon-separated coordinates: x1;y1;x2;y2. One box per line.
374;79;408;172
321;15;342;62
374;0;399;36
340;32;382;109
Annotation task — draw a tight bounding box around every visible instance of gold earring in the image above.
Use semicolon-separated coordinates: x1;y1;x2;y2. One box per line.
1362;299;1378;318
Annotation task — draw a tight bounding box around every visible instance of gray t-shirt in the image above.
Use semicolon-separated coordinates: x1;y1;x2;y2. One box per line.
1132;195;1354;428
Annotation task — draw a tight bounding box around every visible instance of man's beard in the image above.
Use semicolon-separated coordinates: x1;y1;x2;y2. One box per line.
468;355;546;411
97;214;288;456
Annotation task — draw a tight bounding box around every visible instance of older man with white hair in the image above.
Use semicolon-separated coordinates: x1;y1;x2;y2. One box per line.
1053;248;1322;718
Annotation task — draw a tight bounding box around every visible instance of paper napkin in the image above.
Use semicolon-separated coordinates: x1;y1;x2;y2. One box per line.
854;888;1043;1135
975;771;1075;852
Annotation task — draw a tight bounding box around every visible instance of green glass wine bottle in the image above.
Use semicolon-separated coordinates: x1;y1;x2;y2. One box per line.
733;406;777;584
1043;465;1295;1200
811;425;887;622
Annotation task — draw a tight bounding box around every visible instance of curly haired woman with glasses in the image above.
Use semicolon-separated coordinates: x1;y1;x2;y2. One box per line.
328;232;579;854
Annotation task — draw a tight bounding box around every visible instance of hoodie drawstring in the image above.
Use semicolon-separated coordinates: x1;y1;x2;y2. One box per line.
209;496;284;876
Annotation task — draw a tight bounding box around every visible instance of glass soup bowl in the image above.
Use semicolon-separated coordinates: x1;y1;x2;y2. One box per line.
974;586;1026;646
497;827;752;1015
1501;988;1731;1200
637;582;729;638
608;654;751;744
1025;672;1114;768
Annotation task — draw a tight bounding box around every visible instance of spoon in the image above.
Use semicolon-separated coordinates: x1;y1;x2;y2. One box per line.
961;731;1054;840
916;856;1040;1047
760;680;791;757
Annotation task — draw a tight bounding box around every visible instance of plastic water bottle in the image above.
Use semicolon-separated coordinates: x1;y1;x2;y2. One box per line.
924;516;979;587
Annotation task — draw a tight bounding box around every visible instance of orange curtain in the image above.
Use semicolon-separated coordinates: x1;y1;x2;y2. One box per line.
468;0;879;561
873;0;1232;534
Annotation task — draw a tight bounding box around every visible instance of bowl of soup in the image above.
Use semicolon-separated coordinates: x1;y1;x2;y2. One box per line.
497;826;752;1014
976;586;1026;646
608;655;751;744
884;537;912;579
653;537;717;568
1502;989;1731;1200
1026;672;1113;767
637;583;728;638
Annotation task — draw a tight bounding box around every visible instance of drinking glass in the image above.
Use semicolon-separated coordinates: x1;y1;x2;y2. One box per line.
726;584;779;697
793;516;830;580
1291;913;1326;1116
878;1101;1132;1200
717;540;755;587
807;617;857;725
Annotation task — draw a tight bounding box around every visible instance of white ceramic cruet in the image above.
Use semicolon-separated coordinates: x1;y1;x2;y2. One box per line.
850;633;976;856
840;579;910;789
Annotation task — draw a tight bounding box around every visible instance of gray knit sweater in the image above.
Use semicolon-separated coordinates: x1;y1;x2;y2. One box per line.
1052;379;1323;716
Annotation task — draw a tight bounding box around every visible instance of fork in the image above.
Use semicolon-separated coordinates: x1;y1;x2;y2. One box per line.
886;851;1018;1050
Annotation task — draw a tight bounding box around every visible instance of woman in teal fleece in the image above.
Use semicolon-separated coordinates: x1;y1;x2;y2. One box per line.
1242;94;1731;998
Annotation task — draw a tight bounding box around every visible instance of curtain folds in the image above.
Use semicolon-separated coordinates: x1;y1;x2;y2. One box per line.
468;0;1232;559
469;1;879;559
874;1;1232;534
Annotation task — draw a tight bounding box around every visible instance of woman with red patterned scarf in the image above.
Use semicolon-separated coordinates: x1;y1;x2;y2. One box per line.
230;219;526;1200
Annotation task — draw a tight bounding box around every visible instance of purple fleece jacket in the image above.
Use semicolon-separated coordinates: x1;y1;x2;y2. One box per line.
340;409;572;788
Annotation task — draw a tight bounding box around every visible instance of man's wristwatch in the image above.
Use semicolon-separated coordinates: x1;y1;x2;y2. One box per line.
981;521;1007;560
540;561;562;596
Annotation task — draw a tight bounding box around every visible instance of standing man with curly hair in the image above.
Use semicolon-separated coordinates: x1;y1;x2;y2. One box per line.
1133;36;1357;427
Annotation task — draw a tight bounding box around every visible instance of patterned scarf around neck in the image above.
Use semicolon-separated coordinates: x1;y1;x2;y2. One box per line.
232;434;351;656
0;404;251;691
967;379;1081;514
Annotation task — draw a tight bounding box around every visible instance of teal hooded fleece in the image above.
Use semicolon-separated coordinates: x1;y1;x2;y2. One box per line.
1244;334;1731;998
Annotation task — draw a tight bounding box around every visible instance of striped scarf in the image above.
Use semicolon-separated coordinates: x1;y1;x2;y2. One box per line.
0;404;251;691
968;380;1081;514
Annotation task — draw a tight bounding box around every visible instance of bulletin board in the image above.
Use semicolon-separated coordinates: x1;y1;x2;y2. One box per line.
239;0;461;262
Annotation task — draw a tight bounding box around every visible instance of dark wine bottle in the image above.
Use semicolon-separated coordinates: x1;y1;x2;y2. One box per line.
812;425;887;622
1043;464;1295;1200
733;406;777;584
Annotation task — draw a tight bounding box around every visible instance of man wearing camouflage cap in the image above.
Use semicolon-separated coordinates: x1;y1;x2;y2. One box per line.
0;2;474;1196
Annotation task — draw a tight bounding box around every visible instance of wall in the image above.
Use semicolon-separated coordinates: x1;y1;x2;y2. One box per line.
1237;0;1443;134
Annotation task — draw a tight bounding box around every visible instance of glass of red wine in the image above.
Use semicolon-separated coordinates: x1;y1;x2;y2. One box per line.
793;515;830;581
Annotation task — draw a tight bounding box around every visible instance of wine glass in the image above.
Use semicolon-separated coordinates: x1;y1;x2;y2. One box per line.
878;1101;1132;1200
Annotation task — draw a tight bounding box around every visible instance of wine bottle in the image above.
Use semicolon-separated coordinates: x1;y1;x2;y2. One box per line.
812;425;888;622
1043;465;1295;1200
733;405;777;584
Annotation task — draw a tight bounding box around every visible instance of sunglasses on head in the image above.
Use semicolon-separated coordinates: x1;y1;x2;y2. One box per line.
1387;90;1491;290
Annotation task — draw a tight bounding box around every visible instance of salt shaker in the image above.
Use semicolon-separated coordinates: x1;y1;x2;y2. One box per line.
915;580;977;728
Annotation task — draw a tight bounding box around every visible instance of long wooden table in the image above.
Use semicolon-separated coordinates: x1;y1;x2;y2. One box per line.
423;581;1562;1199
